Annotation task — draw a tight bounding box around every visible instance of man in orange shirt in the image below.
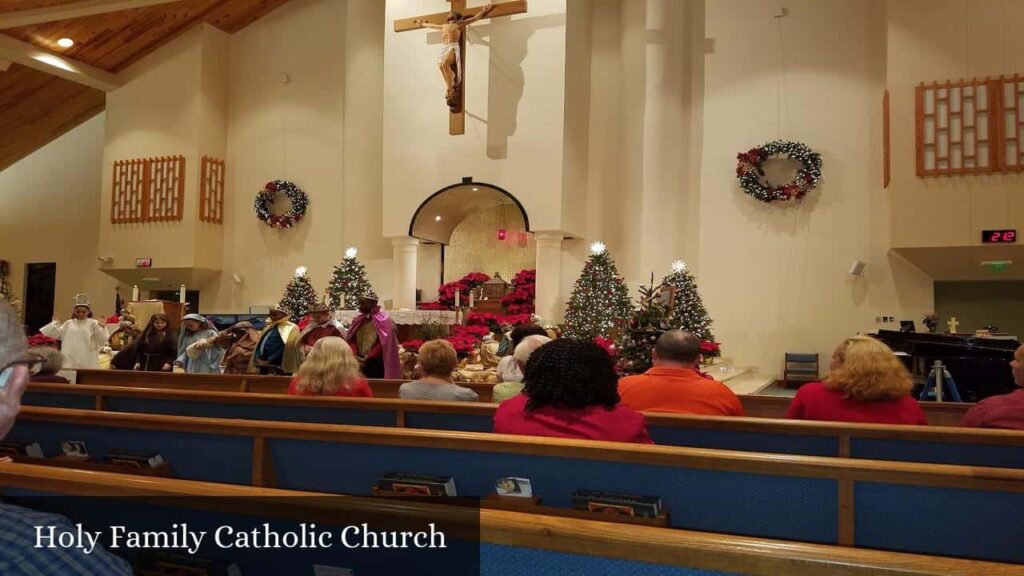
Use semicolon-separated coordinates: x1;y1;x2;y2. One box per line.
618;330;745;416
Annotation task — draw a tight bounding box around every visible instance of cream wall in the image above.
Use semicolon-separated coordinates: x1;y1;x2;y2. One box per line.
0;114;119;320
100;25;229;275
382;0;570;237
698;0;933;375
203;0;392;312
888;0;1024;248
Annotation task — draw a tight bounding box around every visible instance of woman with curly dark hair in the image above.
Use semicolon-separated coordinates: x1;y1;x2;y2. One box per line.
493;338;652;443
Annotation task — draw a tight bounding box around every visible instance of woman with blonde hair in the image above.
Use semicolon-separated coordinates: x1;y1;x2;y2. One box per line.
786;335;927;424
288;337;372;397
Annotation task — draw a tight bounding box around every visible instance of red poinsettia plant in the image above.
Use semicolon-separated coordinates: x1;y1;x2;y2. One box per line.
594;336;619;359
400;339;424;353
501;268;536;315
699;341;721;358
27;334;59;348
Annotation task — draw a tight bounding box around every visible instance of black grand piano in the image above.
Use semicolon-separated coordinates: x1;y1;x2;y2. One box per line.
872;330;1020;403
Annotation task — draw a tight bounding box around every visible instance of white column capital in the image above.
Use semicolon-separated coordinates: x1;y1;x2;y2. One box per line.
391;236;419;250
533;231;565;247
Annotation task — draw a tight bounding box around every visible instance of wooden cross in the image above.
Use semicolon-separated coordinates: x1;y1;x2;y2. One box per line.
394;0;528;135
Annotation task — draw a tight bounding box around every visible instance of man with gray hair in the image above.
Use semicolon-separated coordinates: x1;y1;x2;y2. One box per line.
0;302;132;574
492;335;552;403
618;330;744;416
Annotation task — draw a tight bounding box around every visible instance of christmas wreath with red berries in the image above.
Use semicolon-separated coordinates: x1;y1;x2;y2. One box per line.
736;140;822;203
255;180;308;229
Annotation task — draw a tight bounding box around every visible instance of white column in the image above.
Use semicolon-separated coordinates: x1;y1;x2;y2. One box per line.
391;236;419;310
534;231;564;324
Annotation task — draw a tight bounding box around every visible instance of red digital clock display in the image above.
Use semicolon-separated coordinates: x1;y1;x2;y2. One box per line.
982;230;1017;244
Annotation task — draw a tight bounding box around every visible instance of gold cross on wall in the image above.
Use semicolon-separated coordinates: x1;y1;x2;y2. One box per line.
395;0;528;135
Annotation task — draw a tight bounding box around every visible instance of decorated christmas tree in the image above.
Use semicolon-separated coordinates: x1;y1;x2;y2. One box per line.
563;242;632;341
280;266;318;318
619;280;670;373
663;260;715;343
327;247;377;309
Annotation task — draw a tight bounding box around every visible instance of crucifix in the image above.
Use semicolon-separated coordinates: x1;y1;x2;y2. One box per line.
947;316;960;334
394;0;528;135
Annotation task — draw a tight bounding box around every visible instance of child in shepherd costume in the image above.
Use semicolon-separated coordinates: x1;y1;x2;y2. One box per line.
130;313;178;371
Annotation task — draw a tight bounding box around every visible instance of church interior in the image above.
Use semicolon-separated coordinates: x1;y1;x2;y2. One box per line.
0;0;1023;574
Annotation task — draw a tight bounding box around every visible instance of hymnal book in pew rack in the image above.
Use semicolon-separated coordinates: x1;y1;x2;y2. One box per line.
376;472;457;496
0;441;44;459
106;449;165;469
572;489;663;517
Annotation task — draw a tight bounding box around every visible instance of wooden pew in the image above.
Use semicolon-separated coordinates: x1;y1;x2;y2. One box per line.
1;463;1017;576
7;406;1024;564
25;382;1021;468
73;369;971;423
74;368;496;401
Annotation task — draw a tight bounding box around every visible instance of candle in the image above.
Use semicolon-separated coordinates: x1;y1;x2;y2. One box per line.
469;290;474;308
179;284;187;304
131;285;139;301
339;292;346;310
455;290;460;307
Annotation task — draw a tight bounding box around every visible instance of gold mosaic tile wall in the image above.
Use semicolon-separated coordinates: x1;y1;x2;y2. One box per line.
444;205;535;283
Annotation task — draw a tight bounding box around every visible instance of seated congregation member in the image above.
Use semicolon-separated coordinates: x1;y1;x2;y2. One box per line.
494;338;652;443
0;302;133;574
786;335;927;425
496;324;548;383
250;306;301;375
27;346;69;383
189;321;260;374
130;314;178;372
492;335;551;403
39;295;107;369
298;301;344;359
958;343;1024;429
400;339;479;401
175;313;222;373
344;295;401;379
618;330;744;416
288;337;372;397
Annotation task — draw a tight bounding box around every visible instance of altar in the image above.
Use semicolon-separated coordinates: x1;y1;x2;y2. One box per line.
335;309;460;342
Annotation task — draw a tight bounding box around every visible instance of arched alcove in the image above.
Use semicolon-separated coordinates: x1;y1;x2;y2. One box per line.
409;181;534;286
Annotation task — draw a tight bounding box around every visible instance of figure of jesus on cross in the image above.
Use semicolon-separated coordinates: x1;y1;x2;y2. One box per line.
414;3;494;111
395;1;528;135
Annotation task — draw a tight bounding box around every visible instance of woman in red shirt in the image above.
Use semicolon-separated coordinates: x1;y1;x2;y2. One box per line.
494;338;652;443
288;337;372;397
786;335;926;425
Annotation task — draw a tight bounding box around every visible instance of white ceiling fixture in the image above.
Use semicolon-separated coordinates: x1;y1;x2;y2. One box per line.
56;38;75;49
0;0;185;30
0;34;120;91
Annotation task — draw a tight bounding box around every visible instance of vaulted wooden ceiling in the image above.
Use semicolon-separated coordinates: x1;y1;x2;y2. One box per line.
0;0;292;172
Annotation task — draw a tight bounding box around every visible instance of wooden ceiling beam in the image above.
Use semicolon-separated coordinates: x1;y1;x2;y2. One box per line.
0;34;120;91
0;0;185;29
0;59;10;72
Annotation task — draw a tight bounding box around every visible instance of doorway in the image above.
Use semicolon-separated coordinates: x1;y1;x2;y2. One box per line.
23;263;56;334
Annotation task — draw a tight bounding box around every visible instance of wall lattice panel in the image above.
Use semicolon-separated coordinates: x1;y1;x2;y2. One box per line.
916;75;1024;177
200;156;226;224
110;156;185;223
999;75;1024;172
111;159;147;223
